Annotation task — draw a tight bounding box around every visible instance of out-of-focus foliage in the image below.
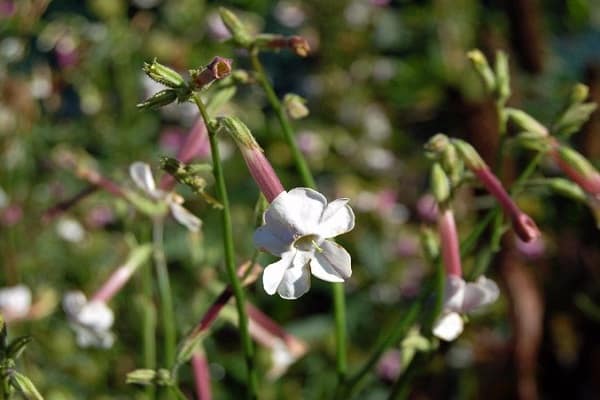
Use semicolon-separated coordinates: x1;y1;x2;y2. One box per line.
0;0;599;399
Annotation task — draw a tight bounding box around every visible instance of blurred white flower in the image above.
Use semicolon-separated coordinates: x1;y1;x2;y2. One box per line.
255;188;355;299
63;291;114;348
433;276;499;341
0;285;32;320
56;217;86;242
129;162;201;232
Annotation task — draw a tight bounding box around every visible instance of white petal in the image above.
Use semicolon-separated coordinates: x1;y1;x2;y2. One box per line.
63;291;87;317
277;256;312;299
432;312;464;342
462;276;500;313
169;203;202;232
310;240;351;282
0;285;31;318
254;225;292;256
265;188;327;236
78;301;114;331
317;198;355;238
263;252;296;295
443;275;466;313
130;162;159;197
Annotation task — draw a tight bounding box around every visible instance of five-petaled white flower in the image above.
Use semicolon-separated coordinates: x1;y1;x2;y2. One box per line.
433;275;499;341
129;162;201;232
63;291;115;349
254;188;355;299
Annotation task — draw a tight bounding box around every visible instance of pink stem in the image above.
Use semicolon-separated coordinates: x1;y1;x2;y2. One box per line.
192;352;212;400
91;266;135;303
473;167;540;242
438;208;462;277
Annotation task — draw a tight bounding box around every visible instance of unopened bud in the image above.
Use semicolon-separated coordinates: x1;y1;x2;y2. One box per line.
190;56;233;91
452;139;486;170
289;36;310;57
10;372;43;400
553;102;598;137
431;163;450;204
545;178;587;202
219;7;253;47
217;116;260;150
424;133;450;156
570;83;590;104
506;108;548;136
126;368;173;386
283;93;309;119
136;89;178;109
256;34;311;57
142;59;185;88
467;49;496;93
419;227;439;262
557;146;597;180
513;131;552;152
494;51;511;102
159;157;208;194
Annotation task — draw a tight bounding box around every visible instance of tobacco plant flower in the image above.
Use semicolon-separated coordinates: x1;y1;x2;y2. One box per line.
63;291;115;348
130;161;201;232
255;188;355;299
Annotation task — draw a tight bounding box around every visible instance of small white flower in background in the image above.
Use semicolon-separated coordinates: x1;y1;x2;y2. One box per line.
267;339;303;380
129;162;201;232
0;285;32;320
56;217;86;242
433;275;499;342
254;188;355;299
63;291;115;348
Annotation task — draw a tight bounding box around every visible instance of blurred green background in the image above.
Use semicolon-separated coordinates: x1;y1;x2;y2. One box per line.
1;0;599;399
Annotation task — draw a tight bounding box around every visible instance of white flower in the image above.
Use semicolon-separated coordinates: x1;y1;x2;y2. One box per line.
254;188;355;299
432;275;499;342
56;217;86;242
0;285;31;320
63;291;115;348
129;162;201;232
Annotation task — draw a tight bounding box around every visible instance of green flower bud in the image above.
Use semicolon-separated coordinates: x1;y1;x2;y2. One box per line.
557;146;598;180
553;102;598;137
420;227;439;261
494;51;511;103
136;89;178;110
570;83;590;105
467;49;496;93
126;368;173;386
283;93;309;119
219;7;253;48
142;59;185;88
431;163;450;204
506;108;548;137
545;178;587;202
10;372;43;400
424;133;450;156
217;116;260;150
452;139;486;170
7;336;31;360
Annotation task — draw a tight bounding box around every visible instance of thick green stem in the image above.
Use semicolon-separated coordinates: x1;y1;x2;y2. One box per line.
153;218;176;400
192;94;258;399
249;50;347;385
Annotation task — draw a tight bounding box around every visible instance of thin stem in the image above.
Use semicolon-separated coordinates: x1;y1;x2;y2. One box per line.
142;256;156;400
153;217;176;400
250;49;347;384
249;50;316;188
387;353;428;400
192;93;258;399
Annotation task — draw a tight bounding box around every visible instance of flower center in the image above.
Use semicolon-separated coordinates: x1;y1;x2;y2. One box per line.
293;234;322;252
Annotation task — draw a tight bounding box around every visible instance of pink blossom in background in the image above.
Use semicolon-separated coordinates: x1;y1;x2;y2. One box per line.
0;1;15;18
1;204;23;226
159;127;186;155
376;349;402;382
416;194;438;224
85;205;115;229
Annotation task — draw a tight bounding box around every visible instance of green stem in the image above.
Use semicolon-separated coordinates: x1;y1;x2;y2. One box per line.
153;218;176;400
250;49;347;385
192;93;258;399
142;255;157;400
387;353;428;400
249;49;316;188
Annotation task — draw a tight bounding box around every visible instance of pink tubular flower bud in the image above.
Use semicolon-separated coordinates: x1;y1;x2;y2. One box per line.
550;143;600;196
190;56;233;90
192;351;212;400
453;139;540;242
218;116;285;202
239;145;285;203
473;167;540;242
438;208;462;277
